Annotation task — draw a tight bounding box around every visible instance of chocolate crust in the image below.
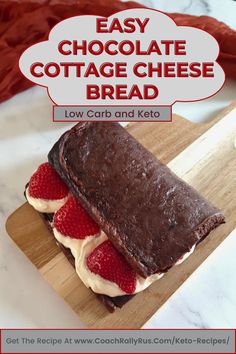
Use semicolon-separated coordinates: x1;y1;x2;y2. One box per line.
48;122;225;278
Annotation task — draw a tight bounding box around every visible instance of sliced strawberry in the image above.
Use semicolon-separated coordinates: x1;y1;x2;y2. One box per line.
53;196;100;239
87;240;136;294
28;162;69;200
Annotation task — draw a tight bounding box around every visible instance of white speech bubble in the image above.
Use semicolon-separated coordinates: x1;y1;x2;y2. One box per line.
19;9;225;106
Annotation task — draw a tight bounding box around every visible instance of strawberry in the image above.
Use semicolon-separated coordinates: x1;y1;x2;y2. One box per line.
29;162;69;200
53;196;100;239
87;240;136;294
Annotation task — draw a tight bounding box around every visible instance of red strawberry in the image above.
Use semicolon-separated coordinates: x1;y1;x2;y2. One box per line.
29;162;69;200
53;196;100;239
87;240;136;294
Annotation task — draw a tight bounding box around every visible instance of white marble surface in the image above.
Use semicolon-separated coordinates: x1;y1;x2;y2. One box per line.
1;0;236;329
138;0;236;122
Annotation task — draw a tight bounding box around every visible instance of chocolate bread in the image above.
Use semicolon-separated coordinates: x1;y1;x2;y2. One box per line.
48;122;225;278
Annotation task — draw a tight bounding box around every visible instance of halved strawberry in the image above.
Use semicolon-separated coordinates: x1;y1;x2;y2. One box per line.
53;196;100;239
87;240;136;294
28;162;69;200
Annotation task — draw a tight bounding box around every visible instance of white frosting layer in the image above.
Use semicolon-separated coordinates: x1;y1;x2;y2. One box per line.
26;187;69;213
53;228;166;297
53;226;196;296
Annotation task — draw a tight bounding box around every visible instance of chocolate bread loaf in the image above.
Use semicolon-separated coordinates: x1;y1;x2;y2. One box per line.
48;122;225;278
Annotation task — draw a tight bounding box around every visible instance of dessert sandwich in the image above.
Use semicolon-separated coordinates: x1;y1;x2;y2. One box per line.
25;122;225;312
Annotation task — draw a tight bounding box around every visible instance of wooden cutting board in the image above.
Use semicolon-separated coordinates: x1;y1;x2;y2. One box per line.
5;102;236;328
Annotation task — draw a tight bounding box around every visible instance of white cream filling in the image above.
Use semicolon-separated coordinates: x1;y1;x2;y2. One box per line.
52;227;195;297
27;183;196;296
26;187;69;213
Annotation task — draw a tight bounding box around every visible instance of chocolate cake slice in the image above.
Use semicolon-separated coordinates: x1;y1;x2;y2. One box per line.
48;122;225;278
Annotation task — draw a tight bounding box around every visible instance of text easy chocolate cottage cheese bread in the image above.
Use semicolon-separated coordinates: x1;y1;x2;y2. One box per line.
25;122;225;311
